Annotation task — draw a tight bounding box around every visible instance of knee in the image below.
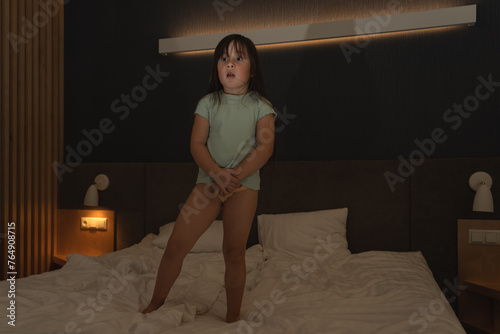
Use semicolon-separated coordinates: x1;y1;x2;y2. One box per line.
165;235;191;257
223;247;245;266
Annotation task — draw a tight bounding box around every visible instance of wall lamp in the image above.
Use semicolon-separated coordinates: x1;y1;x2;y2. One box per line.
159;4;476;55
469;172;494;213
84;174;110;207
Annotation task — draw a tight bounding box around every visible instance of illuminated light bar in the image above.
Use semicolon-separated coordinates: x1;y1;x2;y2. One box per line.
159;4;476;55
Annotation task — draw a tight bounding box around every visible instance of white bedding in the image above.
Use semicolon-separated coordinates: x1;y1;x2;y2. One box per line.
0;234;465;334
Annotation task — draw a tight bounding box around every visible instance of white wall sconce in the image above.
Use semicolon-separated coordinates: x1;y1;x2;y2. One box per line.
469;172;494;213
159;4;476;55
84;174;110;207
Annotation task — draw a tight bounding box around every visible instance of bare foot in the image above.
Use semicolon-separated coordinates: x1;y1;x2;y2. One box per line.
141;302;162;314
226;315;241;323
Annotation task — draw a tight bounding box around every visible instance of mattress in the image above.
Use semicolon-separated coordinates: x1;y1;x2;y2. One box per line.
0;233;465;334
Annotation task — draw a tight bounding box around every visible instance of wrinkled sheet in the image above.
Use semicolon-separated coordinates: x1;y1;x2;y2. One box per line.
0;235;465;334
220;250;467;334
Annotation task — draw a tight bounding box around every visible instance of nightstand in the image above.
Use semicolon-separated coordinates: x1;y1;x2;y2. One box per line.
53;209;115;268
458;219;500;334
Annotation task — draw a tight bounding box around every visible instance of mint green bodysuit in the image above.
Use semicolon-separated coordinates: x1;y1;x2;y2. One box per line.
194;91;276;190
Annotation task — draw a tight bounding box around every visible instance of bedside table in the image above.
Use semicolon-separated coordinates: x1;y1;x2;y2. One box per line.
464;280;500;334
53;209;115;268
458;219;500;334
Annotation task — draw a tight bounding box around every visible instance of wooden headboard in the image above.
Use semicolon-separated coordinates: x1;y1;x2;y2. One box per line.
59;158;500;312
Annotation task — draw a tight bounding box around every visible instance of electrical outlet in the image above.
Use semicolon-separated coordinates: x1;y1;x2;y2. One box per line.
468;229;500;245
80;217;108;230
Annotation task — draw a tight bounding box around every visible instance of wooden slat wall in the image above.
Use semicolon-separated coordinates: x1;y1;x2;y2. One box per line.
1;0;64;279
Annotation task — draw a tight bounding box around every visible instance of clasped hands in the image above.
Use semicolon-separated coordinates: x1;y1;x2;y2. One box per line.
210;168;241;196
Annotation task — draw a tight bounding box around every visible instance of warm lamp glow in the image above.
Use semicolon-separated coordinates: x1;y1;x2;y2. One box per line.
255;25;464;52
159;5;476;55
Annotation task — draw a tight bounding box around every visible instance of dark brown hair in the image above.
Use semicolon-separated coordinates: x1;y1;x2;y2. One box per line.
207;34;271;105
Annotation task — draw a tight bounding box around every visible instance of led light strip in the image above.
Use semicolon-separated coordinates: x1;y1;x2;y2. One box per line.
159;4;476;55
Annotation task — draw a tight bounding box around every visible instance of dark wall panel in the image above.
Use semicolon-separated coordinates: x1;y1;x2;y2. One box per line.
411;157;500;305
63;0;500;164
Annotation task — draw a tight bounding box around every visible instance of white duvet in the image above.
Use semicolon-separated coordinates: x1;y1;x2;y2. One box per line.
0;234;465;334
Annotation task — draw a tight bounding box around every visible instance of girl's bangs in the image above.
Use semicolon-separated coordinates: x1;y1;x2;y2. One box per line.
217;37;249;58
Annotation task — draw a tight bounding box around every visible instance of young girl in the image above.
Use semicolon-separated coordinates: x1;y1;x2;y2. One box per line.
142;34;276;323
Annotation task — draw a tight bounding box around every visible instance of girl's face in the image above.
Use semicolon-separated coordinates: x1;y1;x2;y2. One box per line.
217;41;252;95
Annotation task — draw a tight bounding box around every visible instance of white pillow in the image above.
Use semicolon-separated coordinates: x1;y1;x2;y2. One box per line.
257;208;350;261
152;220;224;253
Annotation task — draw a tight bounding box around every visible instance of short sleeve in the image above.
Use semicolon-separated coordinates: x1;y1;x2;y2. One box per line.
194;95;211;120
257;98;277;120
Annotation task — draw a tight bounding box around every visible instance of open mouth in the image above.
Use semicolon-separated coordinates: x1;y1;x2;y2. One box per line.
227;72;235;78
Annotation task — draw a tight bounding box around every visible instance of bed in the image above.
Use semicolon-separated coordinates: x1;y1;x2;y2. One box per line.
4;159;498;333
0;210;465;333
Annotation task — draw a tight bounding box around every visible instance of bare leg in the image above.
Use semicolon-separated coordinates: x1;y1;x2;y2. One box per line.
142;184;222;313
221;189;258;322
